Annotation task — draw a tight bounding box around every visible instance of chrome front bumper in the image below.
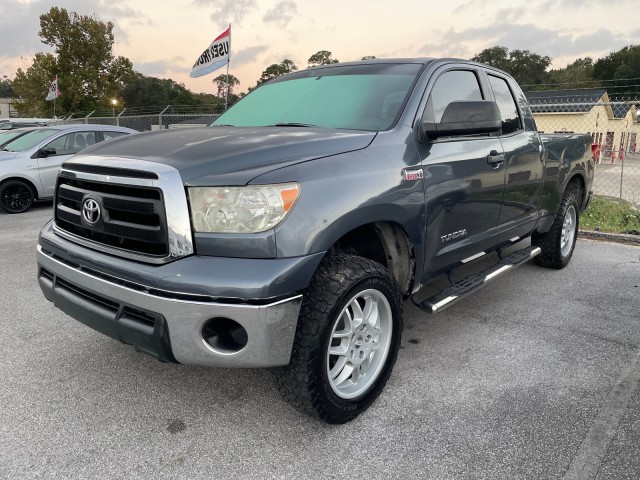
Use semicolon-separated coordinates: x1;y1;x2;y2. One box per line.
37;245;302;368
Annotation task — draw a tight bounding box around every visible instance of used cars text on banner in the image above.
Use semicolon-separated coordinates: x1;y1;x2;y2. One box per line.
189;26;230;78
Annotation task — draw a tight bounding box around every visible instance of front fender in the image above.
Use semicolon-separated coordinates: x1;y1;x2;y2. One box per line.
254;138;425;258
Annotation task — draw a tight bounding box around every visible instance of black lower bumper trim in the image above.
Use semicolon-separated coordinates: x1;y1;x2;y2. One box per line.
39;265;177;363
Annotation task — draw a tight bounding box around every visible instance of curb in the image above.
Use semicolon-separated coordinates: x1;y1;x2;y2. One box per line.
578;229;640;245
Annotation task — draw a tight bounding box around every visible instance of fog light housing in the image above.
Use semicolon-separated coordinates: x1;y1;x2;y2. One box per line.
202;317;248;353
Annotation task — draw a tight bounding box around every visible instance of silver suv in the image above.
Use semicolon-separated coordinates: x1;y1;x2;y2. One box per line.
0;124;137;213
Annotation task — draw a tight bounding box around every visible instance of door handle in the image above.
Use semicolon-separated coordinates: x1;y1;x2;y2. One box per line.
487;150;505;165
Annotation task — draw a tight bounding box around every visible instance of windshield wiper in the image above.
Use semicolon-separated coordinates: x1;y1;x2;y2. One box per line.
271;122;317;128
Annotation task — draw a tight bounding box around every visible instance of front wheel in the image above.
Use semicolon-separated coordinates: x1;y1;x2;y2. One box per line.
532;192;579;269
0;180;35;214
273;255;403;424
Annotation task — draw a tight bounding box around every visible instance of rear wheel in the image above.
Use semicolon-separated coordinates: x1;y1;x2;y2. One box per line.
532;192;579;269
0;180;35;214
273;254;403;424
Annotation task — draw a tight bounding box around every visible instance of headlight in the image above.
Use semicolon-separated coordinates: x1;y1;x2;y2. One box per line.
188;183;300;233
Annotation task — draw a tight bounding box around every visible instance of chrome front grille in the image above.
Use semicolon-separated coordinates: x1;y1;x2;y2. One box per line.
55;177;168;256
52;158;194;264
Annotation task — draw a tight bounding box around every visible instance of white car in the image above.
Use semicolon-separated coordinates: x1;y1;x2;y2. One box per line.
0;124;137;213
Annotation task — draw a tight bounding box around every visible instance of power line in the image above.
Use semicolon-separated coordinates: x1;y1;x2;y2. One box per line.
521;77;640;88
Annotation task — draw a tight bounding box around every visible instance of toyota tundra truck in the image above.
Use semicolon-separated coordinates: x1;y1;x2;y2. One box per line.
36;58;594;423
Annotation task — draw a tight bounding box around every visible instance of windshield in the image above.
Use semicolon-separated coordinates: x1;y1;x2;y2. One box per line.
0;130;30;147
211;63;423;131
1;129;58;152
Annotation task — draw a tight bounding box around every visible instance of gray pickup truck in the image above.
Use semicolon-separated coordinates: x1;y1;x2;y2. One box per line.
36;58;594;423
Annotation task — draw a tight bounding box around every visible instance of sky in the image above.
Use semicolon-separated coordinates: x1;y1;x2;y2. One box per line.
1;0;640;95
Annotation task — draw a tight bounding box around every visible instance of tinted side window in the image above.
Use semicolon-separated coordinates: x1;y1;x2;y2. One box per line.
425;70;483;123
488;75;522;135
45;132;92;155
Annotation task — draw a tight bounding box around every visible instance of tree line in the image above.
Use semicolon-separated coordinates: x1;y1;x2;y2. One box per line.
5;7;640;117
471;45;640;96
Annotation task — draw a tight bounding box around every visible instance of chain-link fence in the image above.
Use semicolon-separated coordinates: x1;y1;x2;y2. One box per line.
525;90;640;207
51;105;222;133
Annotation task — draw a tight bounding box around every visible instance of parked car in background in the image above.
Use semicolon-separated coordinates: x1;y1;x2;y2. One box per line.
0;118;51;130
0;124;137;213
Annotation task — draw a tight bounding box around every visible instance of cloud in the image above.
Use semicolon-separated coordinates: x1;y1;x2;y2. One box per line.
233;45;270;67
0;1;52;57
101;1;154;43
540;0;629;7
263;1;298;27
493;6;527;23
0;0;151;57
452;1;479;15
134;57;185;76
193;0;257;27
421;23;630;64
99;1;151;23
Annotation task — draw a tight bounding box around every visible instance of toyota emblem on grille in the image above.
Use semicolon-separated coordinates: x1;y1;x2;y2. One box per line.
82;198;101;224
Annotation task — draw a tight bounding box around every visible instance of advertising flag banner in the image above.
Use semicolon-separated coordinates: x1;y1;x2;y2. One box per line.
189;27;230;78
45;76;61;101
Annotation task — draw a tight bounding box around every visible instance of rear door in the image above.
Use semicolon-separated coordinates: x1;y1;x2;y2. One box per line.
485;72;544;243
415;65;506;278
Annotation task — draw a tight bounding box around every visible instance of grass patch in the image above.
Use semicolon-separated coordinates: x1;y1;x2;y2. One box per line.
581;195;640;235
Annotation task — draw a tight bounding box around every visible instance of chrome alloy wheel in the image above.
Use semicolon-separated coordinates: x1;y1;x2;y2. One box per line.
326;289;393;400
561;205;577;258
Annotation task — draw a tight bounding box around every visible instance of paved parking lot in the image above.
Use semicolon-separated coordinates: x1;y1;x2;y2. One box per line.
1;203;639;479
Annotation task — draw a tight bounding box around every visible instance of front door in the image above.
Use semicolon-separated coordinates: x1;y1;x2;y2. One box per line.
37;131;96;197
415;67;506;279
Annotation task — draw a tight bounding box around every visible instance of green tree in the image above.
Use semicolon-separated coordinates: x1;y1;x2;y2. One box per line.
12;7;135;116
546;58;595;90
471;46;551;87
119;74;170;108
256;59;298;85
361;56;377;60
308;50;339;68
192;91;221;105
471;46;510;71
120;74;207;108
508;49;552;87
12;52;58;116
0;76;14;97
212;74;240;97
593;45;640;97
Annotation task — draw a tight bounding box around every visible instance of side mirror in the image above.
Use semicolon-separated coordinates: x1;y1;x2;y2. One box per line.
421;100;502;140
39;147;57;157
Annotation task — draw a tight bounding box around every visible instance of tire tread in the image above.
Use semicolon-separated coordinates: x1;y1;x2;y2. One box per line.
272;254;402;423
532;192;579;269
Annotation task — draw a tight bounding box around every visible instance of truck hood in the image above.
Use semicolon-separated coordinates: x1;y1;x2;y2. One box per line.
71;126;376;185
